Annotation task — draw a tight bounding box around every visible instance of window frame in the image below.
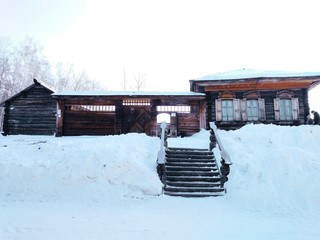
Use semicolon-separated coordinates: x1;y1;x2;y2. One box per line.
274;92;299;122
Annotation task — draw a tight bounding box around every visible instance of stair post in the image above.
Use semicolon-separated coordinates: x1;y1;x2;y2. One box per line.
209;122;232;188
157;121;168;183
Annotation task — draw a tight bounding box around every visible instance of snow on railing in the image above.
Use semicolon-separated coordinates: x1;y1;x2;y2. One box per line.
156;121;168;183
209;122;232;188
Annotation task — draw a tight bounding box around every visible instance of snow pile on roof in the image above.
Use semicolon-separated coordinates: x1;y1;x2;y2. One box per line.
52;91;205;96
195;68;320;81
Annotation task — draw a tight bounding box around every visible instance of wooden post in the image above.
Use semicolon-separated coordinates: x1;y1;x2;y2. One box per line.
157;121;167;183
55;99;64;137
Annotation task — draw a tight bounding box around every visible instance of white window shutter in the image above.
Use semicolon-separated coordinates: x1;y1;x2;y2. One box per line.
258;98;266;121
274;98;280;120
233;99;241;121
240;99;247;121
292;98;299;120
215;99;222;121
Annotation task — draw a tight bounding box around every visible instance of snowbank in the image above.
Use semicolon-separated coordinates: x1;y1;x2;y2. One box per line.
0;133;163;202
1;125;320;240
220;124;320;216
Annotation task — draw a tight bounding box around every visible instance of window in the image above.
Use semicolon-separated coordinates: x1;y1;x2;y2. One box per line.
280;99;293;120
216;98;241;121
222;100;234;121
274;91;299;121
123;99;150;106
156;105;191;113
240;91;266;122
67;105;116;112
246;99;259;121
242;98;266;121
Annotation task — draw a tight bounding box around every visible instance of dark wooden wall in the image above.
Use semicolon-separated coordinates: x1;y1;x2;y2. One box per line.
2;84;56;135
63;111;116;136
54;96;205;137
206;89;309;130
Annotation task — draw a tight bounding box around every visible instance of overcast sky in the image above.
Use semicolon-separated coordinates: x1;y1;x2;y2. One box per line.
1;0;320;104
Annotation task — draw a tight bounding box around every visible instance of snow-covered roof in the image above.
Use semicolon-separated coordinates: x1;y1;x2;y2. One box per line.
52;91;205;97
194;69;320;81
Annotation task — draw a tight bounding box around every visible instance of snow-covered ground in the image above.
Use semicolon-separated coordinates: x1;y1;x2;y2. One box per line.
1;124;319;240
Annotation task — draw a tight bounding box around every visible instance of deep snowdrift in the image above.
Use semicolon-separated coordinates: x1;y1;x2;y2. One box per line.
0;133;163;202
1;124;320;240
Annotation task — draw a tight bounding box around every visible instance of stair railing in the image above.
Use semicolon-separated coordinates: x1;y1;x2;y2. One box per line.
209;122;232;188
157;121;168;183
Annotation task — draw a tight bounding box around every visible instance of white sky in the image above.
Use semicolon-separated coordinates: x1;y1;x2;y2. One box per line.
1;0;320;108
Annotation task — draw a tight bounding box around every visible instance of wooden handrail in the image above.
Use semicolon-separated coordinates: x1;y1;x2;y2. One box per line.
209;122;232;188
157;121;167;164
209;122;232;164
156;122;168;184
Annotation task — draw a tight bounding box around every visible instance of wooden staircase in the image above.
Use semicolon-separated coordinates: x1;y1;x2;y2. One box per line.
163;147;225;197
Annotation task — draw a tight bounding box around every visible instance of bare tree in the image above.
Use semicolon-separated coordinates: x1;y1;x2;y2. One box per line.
132;71;146;91
0;36;102;101
52;62;101;91
0;36;52;101
0;37;13;101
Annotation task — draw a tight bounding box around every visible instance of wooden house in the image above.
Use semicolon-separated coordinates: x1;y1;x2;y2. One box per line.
52;91;205;137
190;69;320;130
0;80;56;135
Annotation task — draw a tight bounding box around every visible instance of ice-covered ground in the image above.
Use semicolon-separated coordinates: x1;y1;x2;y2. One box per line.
1;124;319;240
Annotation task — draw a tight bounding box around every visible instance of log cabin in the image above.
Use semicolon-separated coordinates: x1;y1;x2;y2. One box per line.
190;69;320;130
1;69;320;136
52;91;205;137
0;79;56;135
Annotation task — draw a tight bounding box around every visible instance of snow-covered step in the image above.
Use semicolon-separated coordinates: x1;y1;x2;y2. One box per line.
164;191;224;197
163;147;224;197
166;166;218;171
164;185;224;192
166;181;221;188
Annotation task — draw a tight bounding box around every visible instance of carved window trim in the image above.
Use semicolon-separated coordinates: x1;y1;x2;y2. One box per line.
243;91;260;100
218;91;236;99
276;90;294;99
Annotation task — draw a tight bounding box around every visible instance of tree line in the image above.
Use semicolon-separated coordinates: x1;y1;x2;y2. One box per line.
0;36;101;102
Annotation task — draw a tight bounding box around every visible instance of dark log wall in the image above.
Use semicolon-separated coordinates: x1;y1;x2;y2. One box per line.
54;96;204;137
206;89;308;130
155;99;202;137
63;111;116;136
176;113;199;136
3;85;56;135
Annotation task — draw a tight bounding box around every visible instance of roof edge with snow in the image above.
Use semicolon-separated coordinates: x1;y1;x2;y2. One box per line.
192;69;320;81
52;91;205;97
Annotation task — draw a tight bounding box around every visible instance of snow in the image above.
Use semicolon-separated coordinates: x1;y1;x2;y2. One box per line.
1;124;320;240
52;91;205;97
195;68;320;81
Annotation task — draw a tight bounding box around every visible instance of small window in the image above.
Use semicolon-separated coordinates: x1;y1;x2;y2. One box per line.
123;99;150;106
68;105;116;112
156;106;191;113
